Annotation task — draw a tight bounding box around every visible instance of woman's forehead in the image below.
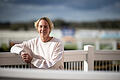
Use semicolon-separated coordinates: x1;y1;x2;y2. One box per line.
39;19;49;25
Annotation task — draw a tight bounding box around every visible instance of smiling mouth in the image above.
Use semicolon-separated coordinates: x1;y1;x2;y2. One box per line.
40;31;46;34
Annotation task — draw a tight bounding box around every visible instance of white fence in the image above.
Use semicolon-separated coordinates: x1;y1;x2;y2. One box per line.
0;45;120;71
0;68;120;80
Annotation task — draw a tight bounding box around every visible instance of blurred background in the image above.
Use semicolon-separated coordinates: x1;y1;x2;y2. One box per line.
0;0;120;52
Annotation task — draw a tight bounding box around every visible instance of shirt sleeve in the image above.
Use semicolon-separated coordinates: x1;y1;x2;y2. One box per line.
10;40;33;54
31;41;64;69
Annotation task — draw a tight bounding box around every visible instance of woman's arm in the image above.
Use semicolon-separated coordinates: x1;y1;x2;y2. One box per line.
10;43;25;54
31;42;64;69
10;40;34;63
10;39;34;54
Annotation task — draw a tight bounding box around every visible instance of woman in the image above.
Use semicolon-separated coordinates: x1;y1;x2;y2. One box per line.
10;17;64;69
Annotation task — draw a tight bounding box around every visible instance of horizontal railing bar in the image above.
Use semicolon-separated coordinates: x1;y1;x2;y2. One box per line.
94;53;120;60
0;68;120;80
96;50;120;54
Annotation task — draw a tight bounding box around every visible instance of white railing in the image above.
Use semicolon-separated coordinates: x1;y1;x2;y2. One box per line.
0;45;120;71
0;68;120;80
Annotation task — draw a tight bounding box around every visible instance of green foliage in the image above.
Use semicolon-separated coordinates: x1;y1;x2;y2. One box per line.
53;19;69;29
64;43;78;50
100;43;113;50
10;24;19;30
0;20;120;30
0;43;9;52
9;22;34;31
23;25;28;31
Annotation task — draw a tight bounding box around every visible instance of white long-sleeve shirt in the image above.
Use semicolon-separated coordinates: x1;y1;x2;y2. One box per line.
10;36;64;70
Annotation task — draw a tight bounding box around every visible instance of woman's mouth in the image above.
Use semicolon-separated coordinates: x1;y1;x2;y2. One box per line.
40;31;46;34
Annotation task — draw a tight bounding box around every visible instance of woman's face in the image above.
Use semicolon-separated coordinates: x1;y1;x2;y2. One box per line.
37;19;50;39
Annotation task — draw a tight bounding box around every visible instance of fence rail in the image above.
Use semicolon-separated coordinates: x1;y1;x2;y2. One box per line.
0;68;120;80
0;45;120;71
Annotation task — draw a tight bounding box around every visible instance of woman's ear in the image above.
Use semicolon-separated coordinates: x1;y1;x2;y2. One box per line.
37;27;39;33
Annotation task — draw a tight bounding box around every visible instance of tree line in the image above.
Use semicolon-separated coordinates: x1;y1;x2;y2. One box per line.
0;19;120;30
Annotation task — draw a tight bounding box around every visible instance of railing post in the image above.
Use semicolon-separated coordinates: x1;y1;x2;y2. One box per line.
84;45;94;71
83;60;88;71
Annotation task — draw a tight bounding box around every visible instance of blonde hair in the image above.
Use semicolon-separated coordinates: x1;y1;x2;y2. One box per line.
34;17;54;32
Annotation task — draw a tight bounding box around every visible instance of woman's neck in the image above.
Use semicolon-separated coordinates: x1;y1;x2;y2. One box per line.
41;36;52;42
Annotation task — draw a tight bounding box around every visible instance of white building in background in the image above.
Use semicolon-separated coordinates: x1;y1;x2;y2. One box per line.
0;29;62;47
75;29;120;50
0;30;38;46
0;29;120;50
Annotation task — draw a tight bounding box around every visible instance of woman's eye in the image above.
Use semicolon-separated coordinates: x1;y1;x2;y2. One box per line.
39;25;48;29
44;26;47;28
40;25;42;28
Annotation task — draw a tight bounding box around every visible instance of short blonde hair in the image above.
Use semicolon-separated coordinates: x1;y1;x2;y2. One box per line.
34;17;54;32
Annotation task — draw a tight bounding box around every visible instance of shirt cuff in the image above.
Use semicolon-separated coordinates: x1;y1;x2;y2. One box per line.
11;47;23;54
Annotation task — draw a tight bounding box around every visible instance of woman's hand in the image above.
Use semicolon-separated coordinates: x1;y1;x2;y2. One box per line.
20;52;33;63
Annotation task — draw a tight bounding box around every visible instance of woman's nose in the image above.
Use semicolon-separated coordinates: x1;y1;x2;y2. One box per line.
41;27;45;31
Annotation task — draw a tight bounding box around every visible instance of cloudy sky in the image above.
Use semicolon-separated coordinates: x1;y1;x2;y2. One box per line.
0;0;120;23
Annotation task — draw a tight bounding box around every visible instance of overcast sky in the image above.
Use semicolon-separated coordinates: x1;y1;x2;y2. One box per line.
0;0;120;23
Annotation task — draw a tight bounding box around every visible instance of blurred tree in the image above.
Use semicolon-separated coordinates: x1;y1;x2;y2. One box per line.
53;19;69;29
0;19;120;30
64;43;78;50
23;24;28;31
0;43;9;52
10;24;19;30
0;22;10;29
